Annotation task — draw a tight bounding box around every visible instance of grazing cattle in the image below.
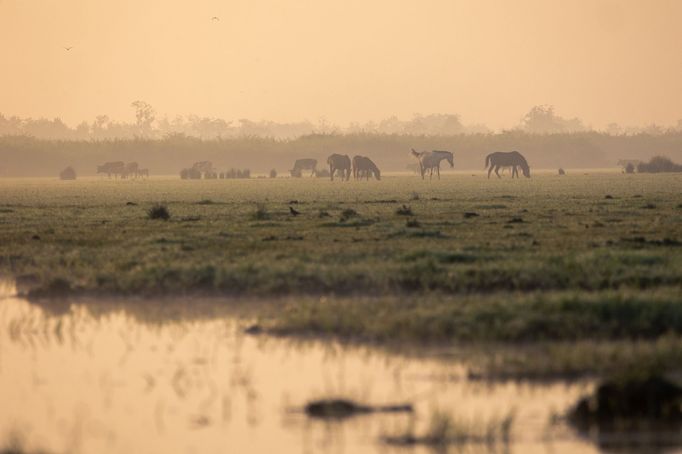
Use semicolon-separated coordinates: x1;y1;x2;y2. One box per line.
327;154;351;181
97;161;125;178
352;156;381;181
410;149;454;180
485;151;531;178
291;158;317;177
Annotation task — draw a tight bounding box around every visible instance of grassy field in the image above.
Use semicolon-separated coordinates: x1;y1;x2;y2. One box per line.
1;172;681;355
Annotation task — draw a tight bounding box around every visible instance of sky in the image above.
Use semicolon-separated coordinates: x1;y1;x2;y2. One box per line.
1;0;681;130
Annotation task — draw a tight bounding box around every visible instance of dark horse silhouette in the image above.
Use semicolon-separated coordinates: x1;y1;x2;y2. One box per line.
485;151;530;178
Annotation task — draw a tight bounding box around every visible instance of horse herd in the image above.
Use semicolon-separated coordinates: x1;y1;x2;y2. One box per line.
95;150;531;181
97;161;149;179
294;150;530;181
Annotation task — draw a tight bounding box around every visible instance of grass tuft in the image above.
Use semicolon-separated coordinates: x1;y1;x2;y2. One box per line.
395;204;413;216
147;203;170;220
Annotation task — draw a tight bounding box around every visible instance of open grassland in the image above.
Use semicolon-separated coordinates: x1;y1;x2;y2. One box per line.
1;172;681;354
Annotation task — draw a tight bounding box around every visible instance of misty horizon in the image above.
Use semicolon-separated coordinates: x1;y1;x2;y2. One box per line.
2;104;682;141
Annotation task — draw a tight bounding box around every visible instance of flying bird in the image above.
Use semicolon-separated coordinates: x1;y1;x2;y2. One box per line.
211;16;220;21
289;206;301;216
64;46;73;51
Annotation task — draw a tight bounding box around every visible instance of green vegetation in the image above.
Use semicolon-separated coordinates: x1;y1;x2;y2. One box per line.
1;172;681;377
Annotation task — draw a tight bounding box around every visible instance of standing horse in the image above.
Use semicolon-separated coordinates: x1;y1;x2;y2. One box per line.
353;156;381;181
291;158;317;177
97;161;125;178
485;151;530;178
410;149;454;180
123;162;139;179
327;154;351;181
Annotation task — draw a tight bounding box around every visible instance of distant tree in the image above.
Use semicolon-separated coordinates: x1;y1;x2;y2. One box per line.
521;105;586;134
641;123;664;136
131;101;156;137
606;123;622;136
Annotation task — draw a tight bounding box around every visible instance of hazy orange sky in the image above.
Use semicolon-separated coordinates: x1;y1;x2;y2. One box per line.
1;0;681;130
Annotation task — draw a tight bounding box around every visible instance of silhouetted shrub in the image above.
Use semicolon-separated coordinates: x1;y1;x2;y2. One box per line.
59;166;76;180
637;156;682;173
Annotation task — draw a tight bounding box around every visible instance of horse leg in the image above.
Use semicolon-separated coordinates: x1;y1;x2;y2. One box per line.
495;166;501;178
487;166;493;179
437;165;440;180
330;164;334;181
512;166;518;178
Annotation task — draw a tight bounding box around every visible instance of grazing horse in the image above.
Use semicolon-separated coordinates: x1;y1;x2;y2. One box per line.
123;162;139;179
353;156;381;181
327;154;351;181
352;155;364;179
97;161;125;178
291;158;317;177
485;151;530;178
410;149;454;180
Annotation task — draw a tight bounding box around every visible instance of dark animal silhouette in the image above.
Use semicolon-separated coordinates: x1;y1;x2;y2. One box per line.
97;161;125;178
291;159;317;177
352;156;381;181
289;206;301;216
485;151;530;178
327;154;351;181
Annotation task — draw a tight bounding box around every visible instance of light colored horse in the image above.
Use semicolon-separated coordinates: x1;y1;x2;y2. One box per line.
97;161;125;178
485;151;530;178
353;156;381;181
410;149;454;180
291;158;317;177
327;154;351;181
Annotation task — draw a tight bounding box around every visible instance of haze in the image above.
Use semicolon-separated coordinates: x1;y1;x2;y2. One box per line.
1;0;681;130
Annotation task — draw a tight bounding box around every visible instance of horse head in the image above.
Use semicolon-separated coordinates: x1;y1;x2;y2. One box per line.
521;164;531;178
446;152;454;168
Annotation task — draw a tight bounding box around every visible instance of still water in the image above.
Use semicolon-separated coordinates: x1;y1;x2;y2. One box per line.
0;280;602;454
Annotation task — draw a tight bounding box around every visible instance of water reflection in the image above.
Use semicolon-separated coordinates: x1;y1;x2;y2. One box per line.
0;287;599;454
